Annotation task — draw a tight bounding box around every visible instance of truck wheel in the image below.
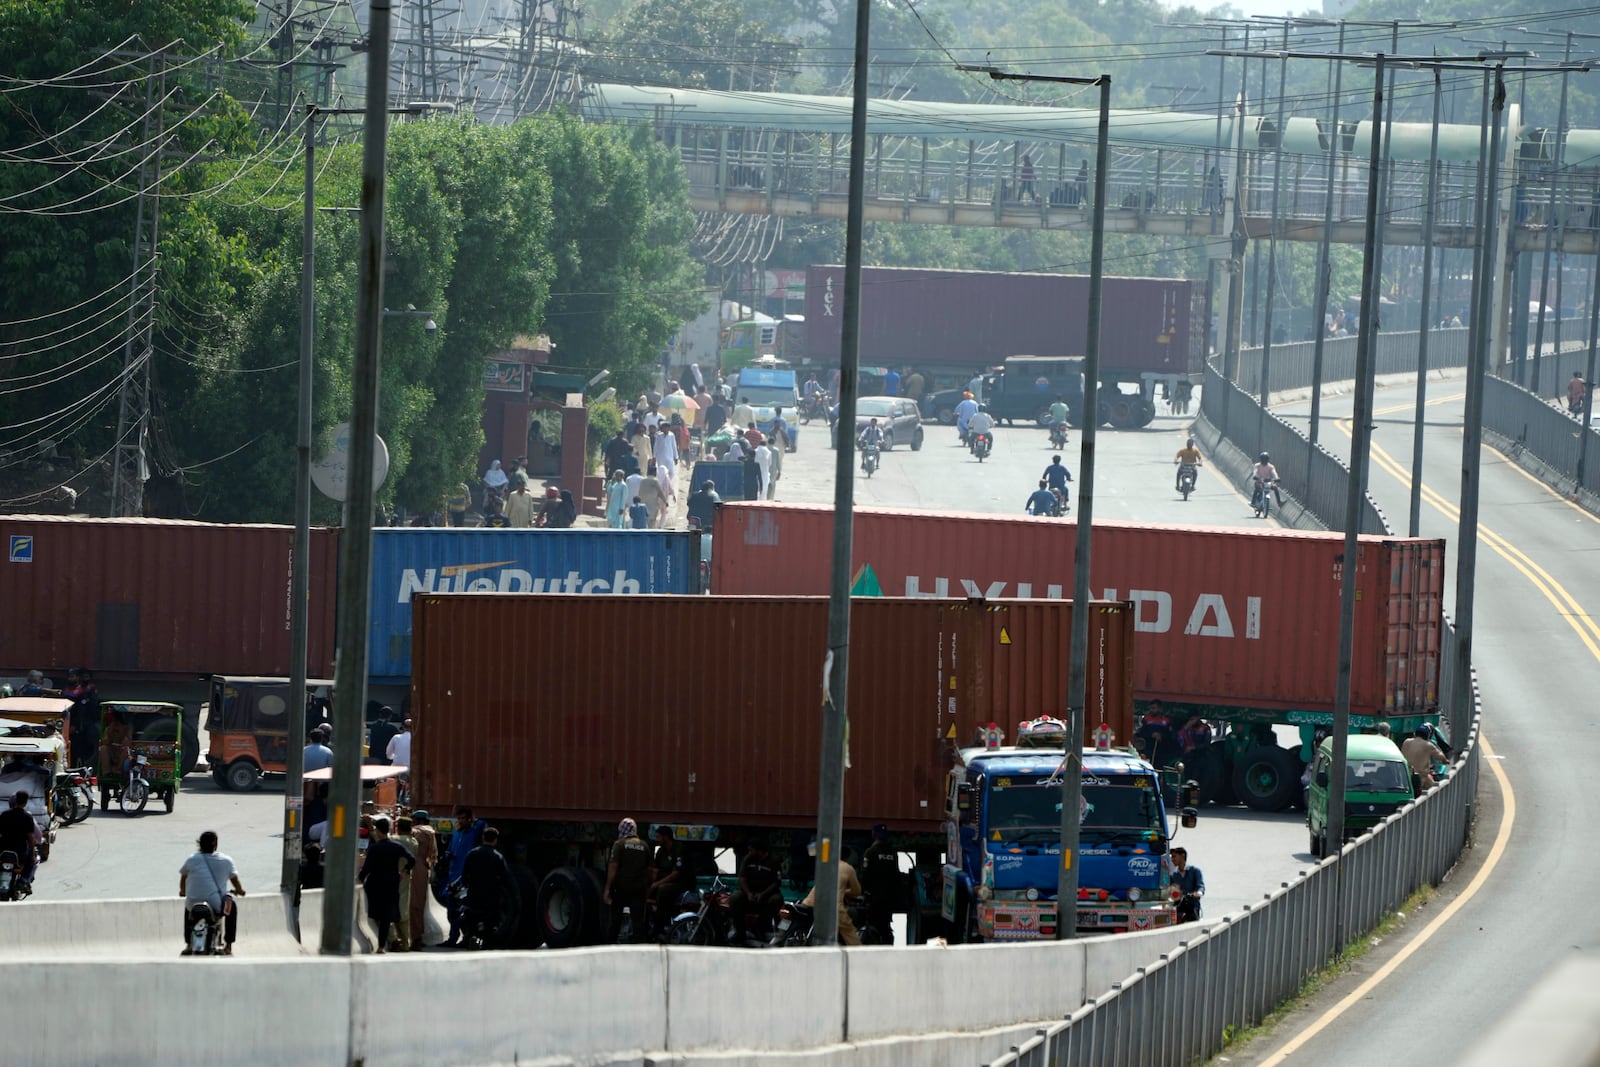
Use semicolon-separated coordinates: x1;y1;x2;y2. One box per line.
935;406;956;426
1135;398;1157;427
508;864;542;948
1106;397;1139;429
1192;742;1236;806
224;760;260;793
536;866;593;949
1231;746;1299;811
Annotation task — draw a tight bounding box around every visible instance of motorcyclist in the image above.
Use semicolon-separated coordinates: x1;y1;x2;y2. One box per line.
1048;396;1070;441
727;838;783;941
178;830;245;954
1026;479;1060;515
1252;452;1282;504
803;373;823;400
0;790;40;892
954;392;979;440
1043;454;1072;503
966;405;996;454
857;418;884;472
1174;437;1204;491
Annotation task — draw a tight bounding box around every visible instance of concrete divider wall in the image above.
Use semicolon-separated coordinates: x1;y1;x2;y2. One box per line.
350;947;669;1066
667;945;845;1051
0;890;315;959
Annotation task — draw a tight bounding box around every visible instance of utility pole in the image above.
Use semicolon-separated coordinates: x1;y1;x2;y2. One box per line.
1259;28;1291;427
110;49;168;518
321;0;396;956
1410;69;1443;538
1327;51;1387;864
1307;20;1347;448
811;0;872;949
961;61;1110;940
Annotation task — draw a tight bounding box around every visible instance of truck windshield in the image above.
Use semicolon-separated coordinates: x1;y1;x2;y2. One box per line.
1347;759;1410;794
1081;783;1163;831
985;779;1061;835
737;385;796;408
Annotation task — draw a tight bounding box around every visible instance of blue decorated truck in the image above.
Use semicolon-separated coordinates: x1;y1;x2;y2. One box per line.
940;718;1197;940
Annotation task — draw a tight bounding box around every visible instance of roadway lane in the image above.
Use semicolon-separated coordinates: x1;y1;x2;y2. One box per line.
773;401;1313;922
1221;383;1600;1063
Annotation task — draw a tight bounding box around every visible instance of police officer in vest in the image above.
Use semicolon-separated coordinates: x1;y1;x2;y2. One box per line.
603;818;652;942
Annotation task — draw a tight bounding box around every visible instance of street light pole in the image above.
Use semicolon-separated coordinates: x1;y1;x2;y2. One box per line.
1308;21;1348;448
1410;70;1443;538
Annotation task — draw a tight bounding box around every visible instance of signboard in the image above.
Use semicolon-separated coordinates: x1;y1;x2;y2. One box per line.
483;360;527;393
310;422;391;501
9;535;31;563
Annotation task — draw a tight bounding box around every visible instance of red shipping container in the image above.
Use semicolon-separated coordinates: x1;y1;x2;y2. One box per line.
0;516;339;678
411;595;1135;829
711;504;1444;718
804;265;1202;374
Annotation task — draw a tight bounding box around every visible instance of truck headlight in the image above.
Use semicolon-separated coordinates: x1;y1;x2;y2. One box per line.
1127;887;1141;902
977;885;993;901
1025;887;1039;901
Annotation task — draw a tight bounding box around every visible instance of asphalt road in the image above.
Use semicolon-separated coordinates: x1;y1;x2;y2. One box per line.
29;399;1312;930
1217;382;1600;1063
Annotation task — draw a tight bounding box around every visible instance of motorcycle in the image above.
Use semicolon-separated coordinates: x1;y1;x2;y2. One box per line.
1251;477;1279;518
1177;463;1199;501
120;751;151;816
0;849;28;902
767;893;890;947
1049;423;1069;449
667;875;766;946
859;440;881;478
971;432;992;462
1051;486;1070;515
800;392;832;424
186;900;225;955
55;767;94;826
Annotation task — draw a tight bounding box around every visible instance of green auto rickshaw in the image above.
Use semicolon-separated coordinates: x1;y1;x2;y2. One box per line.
99;702;183;814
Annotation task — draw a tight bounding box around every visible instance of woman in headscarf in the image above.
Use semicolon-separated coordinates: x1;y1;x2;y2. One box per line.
605;469;628;529
481;460;509;509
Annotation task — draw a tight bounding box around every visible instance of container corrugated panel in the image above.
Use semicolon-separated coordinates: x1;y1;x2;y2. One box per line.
368;528;701;681
711;503;1446;716
411;595;1132;828
0;515;339;677
804;265;1196;374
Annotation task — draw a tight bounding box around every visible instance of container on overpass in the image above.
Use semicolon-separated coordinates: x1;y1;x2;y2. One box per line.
803;265;1205;427
410;594;1136;947
710;503;1447;813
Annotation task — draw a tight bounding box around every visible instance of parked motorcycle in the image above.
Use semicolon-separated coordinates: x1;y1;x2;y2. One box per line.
667;875;756;946
120;752;152;816
0;849;28;902
1177;463;1199;501
1049;423;1068;449
55;767;94;826
766;893;890;946
971;432;993;462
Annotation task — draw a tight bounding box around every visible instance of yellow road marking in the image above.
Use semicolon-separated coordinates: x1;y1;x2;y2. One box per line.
1256;736;1515;1066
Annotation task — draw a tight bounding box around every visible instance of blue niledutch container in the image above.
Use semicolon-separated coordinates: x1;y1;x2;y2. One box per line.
368;528;702;681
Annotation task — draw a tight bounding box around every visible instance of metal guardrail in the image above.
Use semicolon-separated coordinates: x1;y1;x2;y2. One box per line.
1233;327;1470;398
983;355;1482;1067
1202;361;1388;534
986;623;1481;1067
1483;372;1600;495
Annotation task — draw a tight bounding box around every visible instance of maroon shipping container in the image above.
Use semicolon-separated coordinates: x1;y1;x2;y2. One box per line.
803;265;1202;374
0;515;339;678
711;504;1444;719
411;595;1134;829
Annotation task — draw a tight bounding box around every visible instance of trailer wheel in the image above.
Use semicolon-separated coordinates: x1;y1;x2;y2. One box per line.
507;864;543;948
1106;396;1139;429
1134;397;1157;427
537;866;593;949
1231;746;1299;811
1192;742;1236;806
223;760;260;793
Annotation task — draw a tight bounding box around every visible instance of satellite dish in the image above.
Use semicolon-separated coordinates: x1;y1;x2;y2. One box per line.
311;422;390;501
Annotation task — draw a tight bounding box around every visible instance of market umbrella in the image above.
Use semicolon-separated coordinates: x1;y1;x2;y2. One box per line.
660;393;700;411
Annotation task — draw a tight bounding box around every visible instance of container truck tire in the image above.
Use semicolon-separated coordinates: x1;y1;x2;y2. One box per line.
536;866;596;949
508;864;543;948
1106;397;1139;429
1134;398;1157;427
1191;743;1235;807
1232;746;1299;811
